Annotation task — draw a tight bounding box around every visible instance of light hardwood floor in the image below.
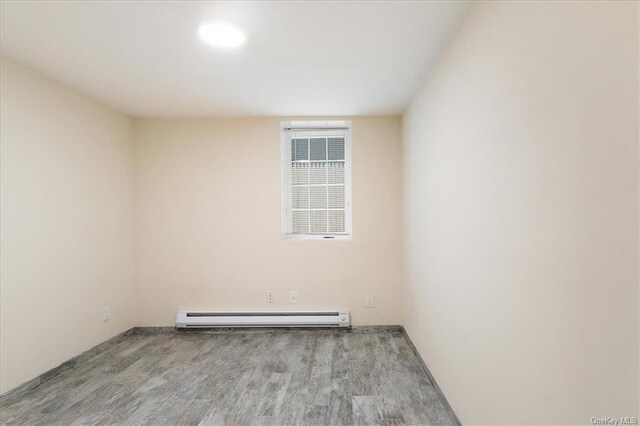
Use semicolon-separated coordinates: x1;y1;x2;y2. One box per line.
0;328;457;425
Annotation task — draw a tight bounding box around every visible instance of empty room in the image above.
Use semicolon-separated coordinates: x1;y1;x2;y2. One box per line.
0;1;638;425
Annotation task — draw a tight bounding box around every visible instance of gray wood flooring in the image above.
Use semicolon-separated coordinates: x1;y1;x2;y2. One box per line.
0;328;456;425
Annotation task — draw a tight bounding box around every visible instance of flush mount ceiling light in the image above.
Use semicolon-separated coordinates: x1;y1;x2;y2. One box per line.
198;23;246;49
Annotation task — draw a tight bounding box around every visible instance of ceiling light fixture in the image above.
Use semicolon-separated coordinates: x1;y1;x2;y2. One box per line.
198;23;246;49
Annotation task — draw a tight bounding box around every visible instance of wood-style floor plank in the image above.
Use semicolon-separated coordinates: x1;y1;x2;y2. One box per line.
0;329;456;425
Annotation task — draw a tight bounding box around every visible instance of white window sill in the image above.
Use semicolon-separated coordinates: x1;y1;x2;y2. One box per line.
283;234;352;241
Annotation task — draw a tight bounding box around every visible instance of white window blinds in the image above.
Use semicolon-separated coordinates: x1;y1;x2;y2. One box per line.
282;122;352;240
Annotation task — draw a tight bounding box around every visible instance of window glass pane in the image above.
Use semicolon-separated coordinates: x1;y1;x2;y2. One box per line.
292;187;309;209
328;137;344;161
310;210;327;233
292;138;308;161
328;185;345;208
328;162;344;184
310;138;327;161
310;186;327;209
309;163;327;185
328;210;345;233
292;211;309;233
285;127;349;237
291;162;309;185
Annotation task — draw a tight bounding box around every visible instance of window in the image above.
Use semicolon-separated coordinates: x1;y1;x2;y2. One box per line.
281;121;352;240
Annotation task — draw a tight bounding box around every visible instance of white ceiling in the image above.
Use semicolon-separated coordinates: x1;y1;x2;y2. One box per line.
0;1;469;117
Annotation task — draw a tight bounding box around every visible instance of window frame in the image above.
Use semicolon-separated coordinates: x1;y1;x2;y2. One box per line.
281;120;352;241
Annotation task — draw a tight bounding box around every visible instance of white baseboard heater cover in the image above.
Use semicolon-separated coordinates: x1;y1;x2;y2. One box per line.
176;311;350;328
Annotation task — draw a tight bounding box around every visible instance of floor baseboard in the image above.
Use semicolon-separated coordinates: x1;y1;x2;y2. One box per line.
400;326;462;426
133;324;404;335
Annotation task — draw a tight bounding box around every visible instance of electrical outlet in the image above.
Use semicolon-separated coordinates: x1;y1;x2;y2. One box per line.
103;306;111;322
289;291;298;304
266;291;274;303
366;295;375;308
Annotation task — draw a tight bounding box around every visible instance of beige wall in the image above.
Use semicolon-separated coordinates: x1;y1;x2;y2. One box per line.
402;1;639;424
0;58;137;393
134;117;403;326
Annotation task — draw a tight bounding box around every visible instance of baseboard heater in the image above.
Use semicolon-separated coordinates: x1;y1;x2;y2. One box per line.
176;311;350;328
